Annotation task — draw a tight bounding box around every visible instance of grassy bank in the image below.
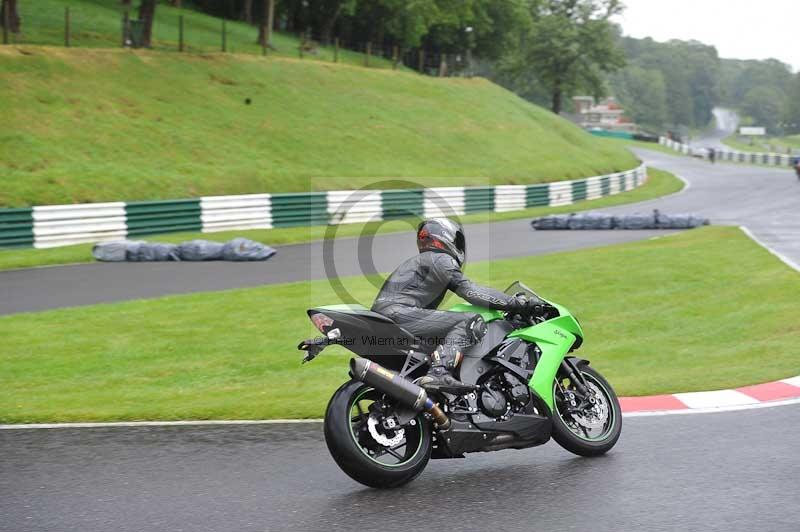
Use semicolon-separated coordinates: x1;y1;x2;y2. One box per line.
0;168;683;271
1;225;797;423
0;46;638;207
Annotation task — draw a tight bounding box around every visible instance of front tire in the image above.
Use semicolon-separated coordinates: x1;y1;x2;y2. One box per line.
551;365;622;456
324;380;432;489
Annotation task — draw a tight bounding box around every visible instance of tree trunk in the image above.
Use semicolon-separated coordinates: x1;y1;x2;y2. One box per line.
257;0;274;46
138;0;157;48
551;82;563;114
242;0;253;24
316;1;343;45
1;0;21;33
319;13;338;45
168;0;181;7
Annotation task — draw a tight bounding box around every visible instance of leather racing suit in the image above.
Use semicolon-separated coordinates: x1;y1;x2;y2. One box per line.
371;250;518;365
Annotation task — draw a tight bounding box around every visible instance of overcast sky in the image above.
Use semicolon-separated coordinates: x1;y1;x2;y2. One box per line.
613;0;800;71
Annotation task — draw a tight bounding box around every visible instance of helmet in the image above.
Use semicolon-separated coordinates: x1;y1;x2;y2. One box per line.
417;218;466;266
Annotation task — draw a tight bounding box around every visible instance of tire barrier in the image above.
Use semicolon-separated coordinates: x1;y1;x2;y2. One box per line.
92;238;277;262
0;164;646;249
659;137;795;167
531;210;710;230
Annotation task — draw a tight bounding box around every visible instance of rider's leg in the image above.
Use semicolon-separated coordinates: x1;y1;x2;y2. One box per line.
381;307;479;394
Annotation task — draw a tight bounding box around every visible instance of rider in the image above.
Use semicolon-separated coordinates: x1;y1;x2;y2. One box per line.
371;218;539;395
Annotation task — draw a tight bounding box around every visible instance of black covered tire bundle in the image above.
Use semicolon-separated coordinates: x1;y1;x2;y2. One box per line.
531;210;710;230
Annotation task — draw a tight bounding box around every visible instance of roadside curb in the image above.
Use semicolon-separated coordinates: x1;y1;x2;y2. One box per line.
620;375;800;416
2;376;799;429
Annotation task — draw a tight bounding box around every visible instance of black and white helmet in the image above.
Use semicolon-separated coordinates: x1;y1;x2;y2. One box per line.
417;218;466;266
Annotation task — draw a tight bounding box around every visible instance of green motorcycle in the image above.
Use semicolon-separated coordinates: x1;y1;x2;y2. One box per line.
298;281;622;488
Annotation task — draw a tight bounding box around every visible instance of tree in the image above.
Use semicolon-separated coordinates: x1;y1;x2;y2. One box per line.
610;65;668;130
610;36;723;130
242;0;253;24
784;74;800;135
310;0;355;44
257;0;274;46
1;0;21;34
505;0;625;114
742;86;786;133
138;0;157;48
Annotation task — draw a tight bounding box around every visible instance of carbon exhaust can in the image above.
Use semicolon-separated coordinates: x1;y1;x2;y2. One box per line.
349;358;450;428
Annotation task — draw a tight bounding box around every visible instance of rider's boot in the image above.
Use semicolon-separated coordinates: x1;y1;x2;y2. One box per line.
418;345;476;395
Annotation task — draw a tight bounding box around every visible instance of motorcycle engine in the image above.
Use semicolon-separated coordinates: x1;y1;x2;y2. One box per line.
478;371;532;419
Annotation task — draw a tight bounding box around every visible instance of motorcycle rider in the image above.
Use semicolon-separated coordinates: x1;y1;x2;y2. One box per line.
371;218;540;394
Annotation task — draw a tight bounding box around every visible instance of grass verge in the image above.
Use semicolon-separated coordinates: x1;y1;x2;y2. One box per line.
722;134;800;154
0;168;684;271
1;225;797;423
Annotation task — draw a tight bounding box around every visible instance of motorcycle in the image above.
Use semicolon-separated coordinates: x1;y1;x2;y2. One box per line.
298;281;622;488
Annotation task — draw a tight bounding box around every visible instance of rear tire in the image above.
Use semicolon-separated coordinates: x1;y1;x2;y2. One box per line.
324;380;432;489
551;366;622;456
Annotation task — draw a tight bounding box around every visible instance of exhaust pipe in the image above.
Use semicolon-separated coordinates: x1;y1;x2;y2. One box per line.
350;358;450;429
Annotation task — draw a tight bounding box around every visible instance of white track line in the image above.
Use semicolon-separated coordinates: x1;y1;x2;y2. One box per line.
783;376;800;387
673;389;758;409
739;225;800;273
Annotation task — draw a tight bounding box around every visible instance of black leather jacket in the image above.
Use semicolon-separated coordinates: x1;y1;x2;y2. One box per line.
371;251;516;313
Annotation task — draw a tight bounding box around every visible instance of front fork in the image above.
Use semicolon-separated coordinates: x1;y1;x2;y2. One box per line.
559;359;590;396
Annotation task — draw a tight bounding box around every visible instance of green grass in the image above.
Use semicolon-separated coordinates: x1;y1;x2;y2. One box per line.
722;134;800;154
13;0;396;68
0;45;638;207
1;225;797;423
0;167;683;271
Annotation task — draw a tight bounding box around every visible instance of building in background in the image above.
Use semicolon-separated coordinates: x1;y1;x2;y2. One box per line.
571;96;638;133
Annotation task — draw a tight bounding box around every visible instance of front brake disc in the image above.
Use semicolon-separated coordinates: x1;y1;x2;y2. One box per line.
570;382;609;430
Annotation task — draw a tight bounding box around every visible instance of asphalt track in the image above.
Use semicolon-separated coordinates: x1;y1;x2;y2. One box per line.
694;107;739;150
2;404;799;532
0;229;669;315
2;146;799;315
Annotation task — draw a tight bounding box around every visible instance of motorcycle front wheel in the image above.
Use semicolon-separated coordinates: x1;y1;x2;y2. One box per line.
551;365;622;456
324;380;432;489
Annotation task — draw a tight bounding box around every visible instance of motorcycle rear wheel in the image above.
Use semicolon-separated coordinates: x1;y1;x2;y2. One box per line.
551;365;622;456
324;380;432;489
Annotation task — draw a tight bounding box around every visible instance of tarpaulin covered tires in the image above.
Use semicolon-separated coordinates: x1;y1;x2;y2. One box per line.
93;238;276;262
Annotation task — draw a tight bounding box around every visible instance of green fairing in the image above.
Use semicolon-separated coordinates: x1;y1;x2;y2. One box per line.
447;303;505;322
448;300;584;413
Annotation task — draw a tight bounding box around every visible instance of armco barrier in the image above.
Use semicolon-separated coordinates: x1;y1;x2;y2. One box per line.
659;137;794;167
0;164;646;249
125;199;202;237
200;194;272;232
0;208;34;248
33;203;127;248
